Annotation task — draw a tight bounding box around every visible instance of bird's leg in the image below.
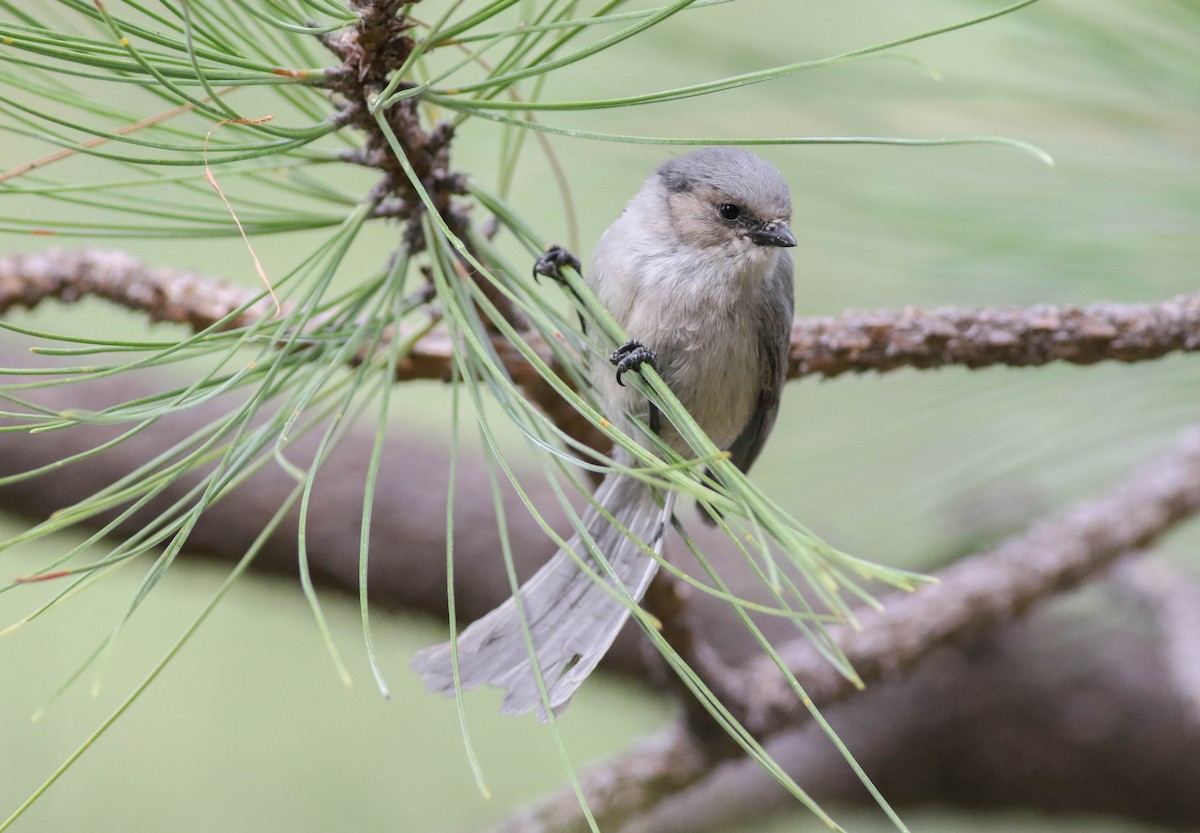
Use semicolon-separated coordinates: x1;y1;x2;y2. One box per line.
609;340;663;435
533;245;587;333
610;340;657;387
613;344;662;437
648;402;662;437
533;244;581;282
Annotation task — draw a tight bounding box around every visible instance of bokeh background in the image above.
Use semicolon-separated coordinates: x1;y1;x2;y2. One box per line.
1;1;1198;831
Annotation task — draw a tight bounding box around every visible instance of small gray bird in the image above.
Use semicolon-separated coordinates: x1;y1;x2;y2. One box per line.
413;147;796;719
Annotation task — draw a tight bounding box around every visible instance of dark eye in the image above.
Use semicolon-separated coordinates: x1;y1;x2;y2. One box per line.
718;203;741;221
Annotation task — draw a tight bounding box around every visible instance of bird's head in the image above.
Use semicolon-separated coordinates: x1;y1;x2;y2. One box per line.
656;147;795;267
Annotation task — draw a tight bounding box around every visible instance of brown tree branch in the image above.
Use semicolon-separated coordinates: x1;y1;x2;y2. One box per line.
3;249;1198;387
788;296;1200;377
0;248;279;332
626;572;1200;833
4;247;1196;468
0;248;606;453
499;421;1200;832
744;422;1200;733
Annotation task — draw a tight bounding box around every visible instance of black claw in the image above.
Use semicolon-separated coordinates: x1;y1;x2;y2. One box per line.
609;340;657;387
533;244;581;283
534;245;588;333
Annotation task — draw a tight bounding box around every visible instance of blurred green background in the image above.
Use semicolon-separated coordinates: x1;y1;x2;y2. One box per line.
1;1;1198;831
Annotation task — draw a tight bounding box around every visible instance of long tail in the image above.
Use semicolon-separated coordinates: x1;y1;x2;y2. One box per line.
412;474;667;720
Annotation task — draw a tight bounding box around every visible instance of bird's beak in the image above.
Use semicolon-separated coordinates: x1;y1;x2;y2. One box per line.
749;221;797;248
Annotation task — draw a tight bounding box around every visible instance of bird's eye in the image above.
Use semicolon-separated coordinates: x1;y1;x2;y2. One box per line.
718;203;741;221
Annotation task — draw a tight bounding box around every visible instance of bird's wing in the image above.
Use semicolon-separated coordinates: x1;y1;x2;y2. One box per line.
701;252;794;523
728;251;795;472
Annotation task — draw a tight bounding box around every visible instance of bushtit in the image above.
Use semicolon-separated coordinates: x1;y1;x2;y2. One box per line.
413;147;795;719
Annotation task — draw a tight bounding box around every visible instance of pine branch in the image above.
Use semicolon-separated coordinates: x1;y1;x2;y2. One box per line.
5;247;1195;484
3;249;1198;386
498;420;1200;832
789;296;1200;378
621;564;1200;833
744;422;1200;732
0;249;278;333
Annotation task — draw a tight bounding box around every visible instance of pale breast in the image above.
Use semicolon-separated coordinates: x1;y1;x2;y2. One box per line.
589;238;771;456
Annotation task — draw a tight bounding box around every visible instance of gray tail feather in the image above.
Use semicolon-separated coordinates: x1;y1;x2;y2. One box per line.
412;474;667;721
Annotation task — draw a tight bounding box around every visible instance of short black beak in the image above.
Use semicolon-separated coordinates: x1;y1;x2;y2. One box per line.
749;222;797;248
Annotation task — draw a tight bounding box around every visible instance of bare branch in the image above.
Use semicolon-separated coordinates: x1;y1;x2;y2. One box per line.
497;727;712;833
743;422;1200;733
4;250;1197;390
0;248;278;332
0;248;607;452
627;573;1200;833
503;420;1200;831
789;293;1200;378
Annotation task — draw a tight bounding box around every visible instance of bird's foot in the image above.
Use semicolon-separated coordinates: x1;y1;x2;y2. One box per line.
610;340;657;387
533;245;581;283
534;245;588;333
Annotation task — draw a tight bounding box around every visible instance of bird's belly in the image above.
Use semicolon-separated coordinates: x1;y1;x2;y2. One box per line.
662;329;758;450
599;301;760;455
